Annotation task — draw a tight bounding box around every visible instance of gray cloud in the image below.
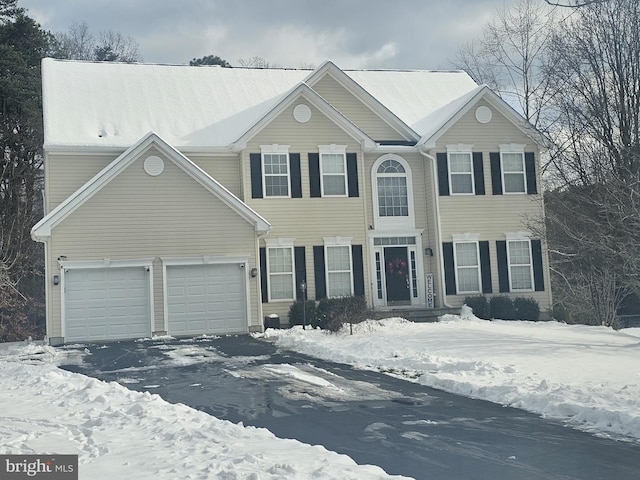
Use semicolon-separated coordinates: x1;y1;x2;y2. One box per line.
22;0;502;69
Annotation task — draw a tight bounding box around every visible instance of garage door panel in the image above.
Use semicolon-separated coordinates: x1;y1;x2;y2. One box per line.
64;267;151;343
167;263;247;336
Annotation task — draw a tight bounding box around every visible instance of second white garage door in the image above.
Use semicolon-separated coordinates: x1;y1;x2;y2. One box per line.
166;263;247;336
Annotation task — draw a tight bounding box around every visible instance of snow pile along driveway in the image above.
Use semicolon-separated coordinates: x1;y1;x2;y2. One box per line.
0;344;408;480
266;314;640;443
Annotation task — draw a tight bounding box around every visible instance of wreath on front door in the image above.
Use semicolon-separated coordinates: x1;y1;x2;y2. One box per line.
387;258;407;278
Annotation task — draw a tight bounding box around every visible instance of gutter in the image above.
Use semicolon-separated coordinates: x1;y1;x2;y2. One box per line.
418;148;453;308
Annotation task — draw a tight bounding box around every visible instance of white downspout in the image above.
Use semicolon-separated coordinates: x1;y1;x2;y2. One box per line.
419;148;453;308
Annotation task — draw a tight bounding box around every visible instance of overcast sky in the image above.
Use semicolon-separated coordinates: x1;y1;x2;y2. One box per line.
21;0;509;70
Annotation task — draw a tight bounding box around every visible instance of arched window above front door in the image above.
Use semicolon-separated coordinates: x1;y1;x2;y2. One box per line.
372;155;415;229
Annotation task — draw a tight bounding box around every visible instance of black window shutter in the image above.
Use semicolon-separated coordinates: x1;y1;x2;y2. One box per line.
443;242;456;295
473;152;485;195
490;153;503;195
290;153;302;198
437;153;450;196
496;240;510;292
259;247;268;302
309;153;321;198
531;239;545;291
351;245;365;296
313;246;326;299
250;153;263;199
525;152;538;194
479;240;492;293
346;153;359;197
294;246;306;299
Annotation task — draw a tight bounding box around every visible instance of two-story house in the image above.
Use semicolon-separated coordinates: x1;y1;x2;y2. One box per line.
32;59;551;345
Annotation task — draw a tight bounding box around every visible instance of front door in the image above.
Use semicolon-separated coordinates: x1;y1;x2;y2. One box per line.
384;247;410;304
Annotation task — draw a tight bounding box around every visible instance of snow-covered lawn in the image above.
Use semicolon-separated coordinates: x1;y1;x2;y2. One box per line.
2;311;639;479
266;310;640;443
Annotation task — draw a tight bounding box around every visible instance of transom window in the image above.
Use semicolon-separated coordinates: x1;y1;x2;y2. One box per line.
454;242;481;293
326;245;353;297
449;152;474;194
502;152;526;193
320;152;347;196
267;247;295;300
377;159;408;217
508;240;533;290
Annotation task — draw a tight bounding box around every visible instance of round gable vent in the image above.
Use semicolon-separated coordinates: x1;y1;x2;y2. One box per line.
475;105;493;124
293;104;312;123
144;155;165;176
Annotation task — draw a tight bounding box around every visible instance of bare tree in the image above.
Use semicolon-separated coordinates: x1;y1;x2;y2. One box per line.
237;56;279;68
455;0;558;129
54;21;141;62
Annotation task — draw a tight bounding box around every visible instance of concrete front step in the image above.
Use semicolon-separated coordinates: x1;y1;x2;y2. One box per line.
371;307;460;323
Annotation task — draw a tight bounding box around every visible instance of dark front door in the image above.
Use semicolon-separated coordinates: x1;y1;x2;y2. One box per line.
384;247;410;303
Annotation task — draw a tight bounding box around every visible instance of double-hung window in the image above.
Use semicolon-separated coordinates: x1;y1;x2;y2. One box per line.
449;152;474;194
507;239;533;290
500;144;526;194
454;241;481;293
262;145;290;197
377;159;409;217
267;246;295;300
325;245;353;297
319;145;347;196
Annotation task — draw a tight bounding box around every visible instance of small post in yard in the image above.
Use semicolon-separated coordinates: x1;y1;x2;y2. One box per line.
300;280;307;329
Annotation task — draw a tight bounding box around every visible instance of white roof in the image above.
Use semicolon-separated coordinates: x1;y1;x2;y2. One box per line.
41;58;479;149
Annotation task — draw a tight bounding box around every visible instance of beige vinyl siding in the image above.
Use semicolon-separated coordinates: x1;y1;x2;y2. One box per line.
46;153;118;210
244;102;370;310
312;75;407;142
46;150;260;337
434;100;551;310
189;154;243;199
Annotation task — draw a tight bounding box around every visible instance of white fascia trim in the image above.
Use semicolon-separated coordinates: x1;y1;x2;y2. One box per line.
505;231;531;241
261;144;290;154
451;233;480;242
161;256;249;267
304;62;420;143
367;228;424;239
446;144;474;152
59;258;154;269
323;236;353;246
500;144;527;153
265;238;296;247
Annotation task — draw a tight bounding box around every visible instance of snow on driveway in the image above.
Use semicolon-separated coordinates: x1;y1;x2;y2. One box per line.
0;344;408;480
266;312;640;443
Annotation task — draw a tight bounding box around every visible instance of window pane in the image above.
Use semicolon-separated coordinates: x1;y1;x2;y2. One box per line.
458;268;480;292
323;175;346;195
451;174;473;194
449;153;472;173
321;154;345;174
327;246;350;271
328;272;351;297
504;173;525;193
268;248;292;273
377;159;405;174
377;177;408;216
265;176;289;196
455;242;478;267
503;153;524;173
270;274;294;299
511;266;532;290
509;241;530;264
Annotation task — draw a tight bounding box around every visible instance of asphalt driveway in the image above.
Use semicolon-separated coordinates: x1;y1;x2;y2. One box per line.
59;335;640;480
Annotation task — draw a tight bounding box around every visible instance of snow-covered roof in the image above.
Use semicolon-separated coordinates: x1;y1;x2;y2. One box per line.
41;58;480;149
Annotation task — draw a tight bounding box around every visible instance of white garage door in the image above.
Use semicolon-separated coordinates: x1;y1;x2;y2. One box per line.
65;267;151;343
166;263;247;336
